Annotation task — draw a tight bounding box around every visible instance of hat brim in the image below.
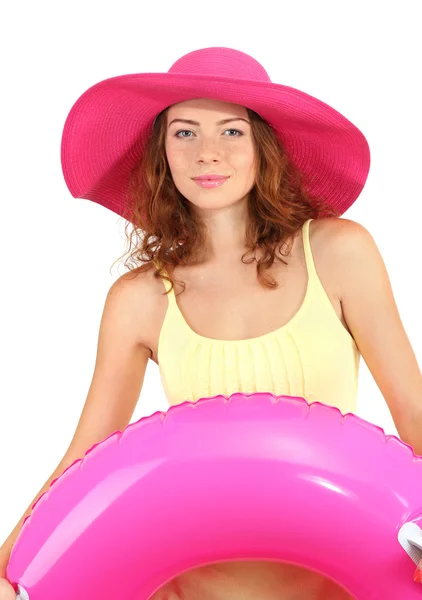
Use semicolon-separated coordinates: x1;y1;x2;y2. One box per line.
61;72;370;218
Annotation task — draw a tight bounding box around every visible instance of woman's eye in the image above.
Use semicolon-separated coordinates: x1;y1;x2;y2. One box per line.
175;130;193;138
175;129;243;138
224;129;243;137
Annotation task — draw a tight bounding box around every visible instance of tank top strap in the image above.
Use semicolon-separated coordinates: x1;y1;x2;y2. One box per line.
153;258;177;303
301;218;318;284
163;275;176;300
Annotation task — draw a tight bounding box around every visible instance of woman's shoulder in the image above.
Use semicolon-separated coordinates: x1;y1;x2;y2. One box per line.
310;216;363;237
111;262;155;292
309;217;379;284
309;217;369;254
107;262;166;349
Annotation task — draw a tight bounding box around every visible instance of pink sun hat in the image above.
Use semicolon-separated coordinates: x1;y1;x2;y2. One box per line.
60;46;370;219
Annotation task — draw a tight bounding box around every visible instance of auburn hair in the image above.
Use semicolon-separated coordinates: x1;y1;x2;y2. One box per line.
116;107;339;294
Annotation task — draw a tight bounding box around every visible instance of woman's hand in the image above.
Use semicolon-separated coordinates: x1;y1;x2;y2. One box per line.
0;577;16;599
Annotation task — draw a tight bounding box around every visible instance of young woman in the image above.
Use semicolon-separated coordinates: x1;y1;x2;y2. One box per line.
1;47;421;600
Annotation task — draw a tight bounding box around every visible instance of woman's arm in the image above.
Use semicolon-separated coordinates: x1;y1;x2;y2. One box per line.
63;273;153;460
330;218;422;453
0;272;153;576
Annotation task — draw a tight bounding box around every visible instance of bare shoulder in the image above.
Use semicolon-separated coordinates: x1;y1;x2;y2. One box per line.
309;217;384;296
309;217;376;261
310;216;370;242
107;263;164;352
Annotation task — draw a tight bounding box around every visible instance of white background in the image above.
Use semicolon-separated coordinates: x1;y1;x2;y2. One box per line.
0;0;421;543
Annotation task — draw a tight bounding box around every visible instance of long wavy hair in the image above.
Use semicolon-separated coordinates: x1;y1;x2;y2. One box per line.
116;106;339;295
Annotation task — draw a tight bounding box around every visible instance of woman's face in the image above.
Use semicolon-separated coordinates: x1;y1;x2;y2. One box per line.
165;98;256;213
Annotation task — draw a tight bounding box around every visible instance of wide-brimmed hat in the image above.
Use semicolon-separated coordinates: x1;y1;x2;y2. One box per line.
61;46;370;219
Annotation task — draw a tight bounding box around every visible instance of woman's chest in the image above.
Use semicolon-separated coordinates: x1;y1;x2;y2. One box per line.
148;251;345;365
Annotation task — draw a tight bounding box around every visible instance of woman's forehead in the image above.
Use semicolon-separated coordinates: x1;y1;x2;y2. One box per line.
167;98;248;119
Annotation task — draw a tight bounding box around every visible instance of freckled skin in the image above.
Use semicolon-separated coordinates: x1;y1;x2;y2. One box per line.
165;98;256;218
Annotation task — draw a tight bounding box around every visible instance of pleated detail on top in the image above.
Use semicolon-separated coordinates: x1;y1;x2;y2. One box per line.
156;219;360;415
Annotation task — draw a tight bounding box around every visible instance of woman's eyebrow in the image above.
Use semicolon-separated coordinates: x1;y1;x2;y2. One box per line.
168;117;250;127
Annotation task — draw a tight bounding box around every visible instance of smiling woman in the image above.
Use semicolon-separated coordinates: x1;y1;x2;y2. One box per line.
164;100;256;212
3;45;421;600
124;96;337;282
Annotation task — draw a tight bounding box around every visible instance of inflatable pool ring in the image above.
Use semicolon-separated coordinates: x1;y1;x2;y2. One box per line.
6;392;422;599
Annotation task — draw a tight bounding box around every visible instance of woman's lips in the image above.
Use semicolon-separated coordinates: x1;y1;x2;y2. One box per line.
192;177;229;188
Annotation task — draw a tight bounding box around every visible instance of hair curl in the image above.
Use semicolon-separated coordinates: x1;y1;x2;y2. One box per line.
116;107;339;295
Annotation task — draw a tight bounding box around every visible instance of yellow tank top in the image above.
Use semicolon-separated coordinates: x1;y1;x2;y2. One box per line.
156;219;360;414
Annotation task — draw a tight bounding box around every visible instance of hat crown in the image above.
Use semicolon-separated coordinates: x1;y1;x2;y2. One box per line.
168;47;272;83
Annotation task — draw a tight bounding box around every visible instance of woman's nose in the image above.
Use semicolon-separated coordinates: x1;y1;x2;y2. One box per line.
195;139;222;163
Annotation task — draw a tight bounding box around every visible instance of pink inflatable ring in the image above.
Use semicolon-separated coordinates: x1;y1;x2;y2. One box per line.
7;393;422;599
